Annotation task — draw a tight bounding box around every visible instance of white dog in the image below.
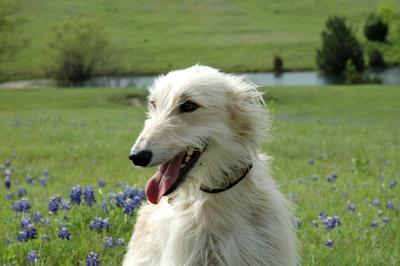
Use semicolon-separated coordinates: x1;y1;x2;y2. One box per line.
124;65;297;266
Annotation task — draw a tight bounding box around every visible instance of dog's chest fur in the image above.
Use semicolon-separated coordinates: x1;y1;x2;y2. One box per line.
123;169;297;266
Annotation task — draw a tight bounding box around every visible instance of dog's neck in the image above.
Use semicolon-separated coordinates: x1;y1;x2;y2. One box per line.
199;163;253;193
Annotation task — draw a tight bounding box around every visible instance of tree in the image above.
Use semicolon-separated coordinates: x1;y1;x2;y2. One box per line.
316;16;364;74
46;18;111;84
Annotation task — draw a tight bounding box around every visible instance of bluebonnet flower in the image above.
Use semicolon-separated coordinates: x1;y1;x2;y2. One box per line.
4;176;11;189
98;179;105;188
319;211;328;219
71;185;82;205
26;224;37;239
386;201;394;209
382;216;390;224
325;239;334;248
27;250;40;264
89;217;110;232
6;192;13;200
84;186;96;206
373;198;380;208
370;220;379;228
327;173;337;183
17;230;28;242
124;198;141;215
323;216;341;230
101;200;109;214
5;161;12;167
311;175;318;181
39;176;47;187
86;252;100;266
20;216;32;230
48;196;61;214
61;199;70;210
103;236;114;248
58;227;70;240
348;203;356;212
389;180;397;188
26;175;34;185
18;188;27;198
309;159;315;165
0;164;3;171
115;238;125;246
13;199;31;212
5;168;12;176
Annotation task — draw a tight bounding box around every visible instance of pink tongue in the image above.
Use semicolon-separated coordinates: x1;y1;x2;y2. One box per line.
145;152;185;204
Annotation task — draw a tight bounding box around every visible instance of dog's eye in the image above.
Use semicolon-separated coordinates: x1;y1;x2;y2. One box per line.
179;101;199;113
149;101;156;109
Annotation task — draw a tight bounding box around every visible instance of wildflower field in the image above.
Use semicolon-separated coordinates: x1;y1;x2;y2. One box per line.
0;86;399;265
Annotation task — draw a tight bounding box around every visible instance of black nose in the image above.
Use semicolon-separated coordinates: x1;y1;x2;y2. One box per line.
129;150;152;167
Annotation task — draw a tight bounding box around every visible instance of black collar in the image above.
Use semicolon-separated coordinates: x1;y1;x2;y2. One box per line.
199;164;253;193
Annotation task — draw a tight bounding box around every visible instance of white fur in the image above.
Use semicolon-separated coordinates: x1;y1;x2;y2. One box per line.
123;65;298;266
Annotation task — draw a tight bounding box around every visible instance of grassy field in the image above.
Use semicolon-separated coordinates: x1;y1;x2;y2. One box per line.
0;86;399;265
3;0;392;79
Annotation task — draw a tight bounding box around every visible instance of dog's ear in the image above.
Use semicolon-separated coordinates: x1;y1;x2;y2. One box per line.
227;78;269;144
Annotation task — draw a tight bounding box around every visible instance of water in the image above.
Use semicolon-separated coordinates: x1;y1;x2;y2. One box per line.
83;67;400;88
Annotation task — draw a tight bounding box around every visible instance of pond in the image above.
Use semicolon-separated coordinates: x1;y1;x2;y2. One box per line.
82;67;400;88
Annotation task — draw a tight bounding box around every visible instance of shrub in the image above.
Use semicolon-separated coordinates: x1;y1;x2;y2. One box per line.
364;14;389;42
316;16;364;74
273;55;283;74
368;49;385;69
47;18;110;84
344;60;364;84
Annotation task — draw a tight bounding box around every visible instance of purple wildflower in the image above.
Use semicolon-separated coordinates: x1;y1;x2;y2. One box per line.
386;201;394;209
103;236;114;248
319;211;328;219
89;217;110;232
17;230;28;242
13;199;31;212
98;179;105;188
39;176;47;187
323;216;341;230
373;198;380;208
48;196;61;214
26;224;37;239
27;250;40;264
101;200;108;213
6;192;13;200
18;188;27;198
84;186;96;206
5;168;12;176
311;175;318;181
26;175;34;185
20;216;32;230
86;252;100;266
43;169;49;177
70;185;82;205
348;203;356;212
4;176;11;189
58;227;70;240
370;220;379;228
309;159;315;165
327;173;337;183
389;180;397;188
325;239;334;248
61;199;70;210
32;211;43;223
124;198;141;215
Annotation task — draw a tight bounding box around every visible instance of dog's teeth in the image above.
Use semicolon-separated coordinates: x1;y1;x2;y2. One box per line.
181;164;186;169
187;149;193;156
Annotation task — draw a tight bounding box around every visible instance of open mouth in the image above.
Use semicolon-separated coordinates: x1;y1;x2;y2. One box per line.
145;146;206;204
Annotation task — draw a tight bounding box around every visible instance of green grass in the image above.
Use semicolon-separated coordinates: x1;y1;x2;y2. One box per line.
0;86;399;265
4;0;397;79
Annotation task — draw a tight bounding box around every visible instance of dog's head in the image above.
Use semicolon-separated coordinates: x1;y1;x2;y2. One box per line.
129;65;268;204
